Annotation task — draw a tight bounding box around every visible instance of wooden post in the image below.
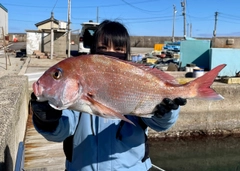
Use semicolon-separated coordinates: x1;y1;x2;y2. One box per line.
1;27;11;70
50;12;54;60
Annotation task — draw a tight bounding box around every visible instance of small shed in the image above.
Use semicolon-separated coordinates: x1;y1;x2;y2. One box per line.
26;16;67;57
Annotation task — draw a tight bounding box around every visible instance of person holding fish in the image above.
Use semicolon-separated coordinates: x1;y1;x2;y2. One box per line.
31;20;187;171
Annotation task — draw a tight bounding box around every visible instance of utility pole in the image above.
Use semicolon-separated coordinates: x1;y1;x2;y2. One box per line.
67;0;71;58
213;12;218;37
97;7;99;23
190;23;192;37
181;0;186;38
50;12;54;60
172;5;177;42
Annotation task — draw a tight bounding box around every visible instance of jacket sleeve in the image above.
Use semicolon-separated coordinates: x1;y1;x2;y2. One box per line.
141;107;180;132
33;110;81;142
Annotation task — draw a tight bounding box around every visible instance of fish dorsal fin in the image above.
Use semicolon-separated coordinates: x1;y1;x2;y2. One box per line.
138;65;178;84
121;59;178;84
101;55;178;84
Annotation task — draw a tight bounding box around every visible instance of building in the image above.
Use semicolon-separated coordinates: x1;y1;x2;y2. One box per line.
26;14;67;57
0;3;8;39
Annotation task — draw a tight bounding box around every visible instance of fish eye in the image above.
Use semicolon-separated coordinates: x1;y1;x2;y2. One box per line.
52;68;62;80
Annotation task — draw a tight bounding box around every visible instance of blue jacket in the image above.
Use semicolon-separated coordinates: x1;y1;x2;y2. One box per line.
34;108;179;171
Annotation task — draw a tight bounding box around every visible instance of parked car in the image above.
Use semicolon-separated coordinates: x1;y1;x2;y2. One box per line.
78;20;99;54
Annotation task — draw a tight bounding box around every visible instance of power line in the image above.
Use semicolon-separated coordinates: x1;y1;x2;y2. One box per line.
72;14;180;21
124;17;181;24
3;0;170;14
219;12;240;19
121;0;171;13
186;14;213;20
2;3;65;9
9;15;181;25
218;19;240;25
9;19;36;22
1;2;148;9
108;15;174;21
51;0;59;12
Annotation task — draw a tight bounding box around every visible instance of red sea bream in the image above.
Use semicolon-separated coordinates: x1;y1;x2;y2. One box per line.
33;55;226;124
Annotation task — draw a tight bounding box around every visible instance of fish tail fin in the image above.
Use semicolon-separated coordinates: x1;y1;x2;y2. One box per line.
189;64;226;100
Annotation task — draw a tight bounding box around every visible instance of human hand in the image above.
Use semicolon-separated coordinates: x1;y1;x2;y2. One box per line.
154;97;187;118
30;92;62;122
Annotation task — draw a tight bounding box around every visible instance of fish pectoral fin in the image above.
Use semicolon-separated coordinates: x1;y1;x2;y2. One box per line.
86;96;135;125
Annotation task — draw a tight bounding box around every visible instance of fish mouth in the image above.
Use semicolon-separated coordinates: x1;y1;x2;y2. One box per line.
32;81;42;97
32;81;48;102
32;79;81;111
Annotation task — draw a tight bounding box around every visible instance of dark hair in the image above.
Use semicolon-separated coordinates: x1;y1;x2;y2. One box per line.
90;20;130;60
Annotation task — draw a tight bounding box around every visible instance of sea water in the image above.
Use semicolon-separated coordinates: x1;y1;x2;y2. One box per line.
149;135;240;171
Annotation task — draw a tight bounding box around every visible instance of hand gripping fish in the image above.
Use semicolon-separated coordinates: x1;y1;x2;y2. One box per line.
33;54;226;125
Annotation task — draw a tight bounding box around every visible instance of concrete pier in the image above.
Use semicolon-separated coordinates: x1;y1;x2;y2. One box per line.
0;75;28;171
148;82;240;138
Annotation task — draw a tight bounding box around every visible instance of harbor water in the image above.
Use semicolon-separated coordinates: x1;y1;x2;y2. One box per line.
149;135;240;171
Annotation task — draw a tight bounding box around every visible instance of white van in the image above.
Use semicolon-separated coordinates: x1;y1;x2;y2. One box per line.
78;20;99;54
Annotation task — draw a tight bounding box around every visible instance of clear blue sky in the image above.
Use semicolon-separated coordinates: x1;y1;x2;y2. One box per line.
1;0;240;37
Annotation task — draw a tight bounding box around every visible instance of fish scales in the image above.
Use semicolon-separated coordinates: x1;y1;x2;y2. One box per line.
82;60;166;114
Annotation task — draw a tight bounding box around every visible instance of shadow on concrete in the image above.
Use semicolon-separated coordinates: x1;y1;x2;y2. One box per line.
0;145;13;171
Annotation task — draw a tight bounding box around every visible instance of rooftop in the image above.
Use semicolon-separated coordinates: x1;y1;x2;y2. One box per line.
0;3;8;12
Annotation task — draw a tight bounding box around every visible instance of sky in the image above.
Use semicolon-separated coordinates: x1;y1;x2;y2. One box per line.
1;0;240;37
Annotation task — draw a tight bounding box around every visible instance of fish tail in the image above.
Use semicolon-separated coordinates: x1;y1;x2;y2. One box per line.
189;64;226;100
